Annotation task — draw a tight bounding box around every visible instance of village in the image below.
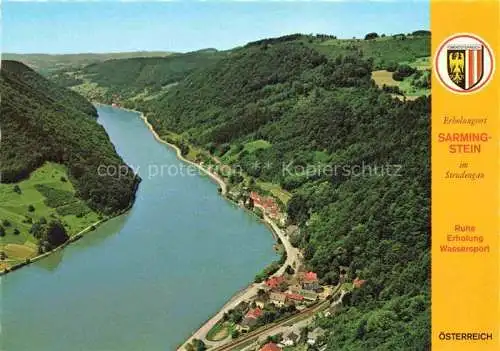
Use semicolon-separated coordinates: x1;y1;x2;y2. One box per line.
224;270;329;332
178;158;368;351
183;180;367;351
184;257;367;351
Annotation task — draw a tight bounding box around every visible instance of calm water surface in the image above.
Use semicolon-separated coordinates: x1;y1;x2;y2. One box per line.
1;106;277;351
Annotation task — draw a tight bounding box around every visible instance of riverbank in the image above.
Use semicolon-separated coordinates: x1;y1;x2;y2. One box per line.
138;113;228;195
95;103;229;195
125;107;298;350
177;210;301;351
134;111;297;265
3;105;283;351
0;208;130;276
1;105;142;276
0;180;139;276
126;110;302;350
0;159;140;275
98;104;300;350
0;219;105;276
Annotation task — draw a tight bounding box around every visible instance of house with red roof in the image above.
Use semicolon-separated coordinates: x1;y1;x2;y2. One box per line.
260;342;282;351
265;276;286;290
250;192;262;206
304;271;318;281
301;271;320;291
353;277;367;288
249;192;281;220
285;293;305;303
241;307;262;328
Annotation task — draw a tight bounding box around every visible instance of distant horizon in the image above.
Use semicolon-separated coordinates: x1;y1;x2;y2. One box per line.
3;50;175;56
2;30;430;56
2;2;429;54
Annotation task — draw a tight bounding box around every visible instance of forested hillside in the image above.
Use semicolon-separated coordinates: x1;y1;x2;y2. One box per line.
0;60;139;214
3;51;173;75
46;33;431;349
242;32;430;70
139;35;430;349
50;49;226;104
50;33;430;105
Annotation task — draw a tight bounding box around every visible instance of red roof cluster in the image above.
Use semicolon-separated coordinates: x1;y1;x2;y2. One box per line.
260;342;282;351
245;307;263;320
250;192;280;217
303;271;318;282
353;277;367;288
265;276;285;289
285;293;304;301
250;192;262;204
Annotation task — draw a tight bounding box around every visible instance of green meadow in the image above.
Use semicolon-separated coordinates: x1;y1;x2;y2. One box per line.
0;162;100;268
371;56;431;99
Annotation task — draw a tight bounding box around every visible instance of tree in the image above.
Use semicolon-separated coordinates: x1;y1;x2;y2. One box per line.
231;329;240;339
279;281;288;292
412;30;431;36
13;185;21;194
229;173;244;185
179;142;190;156
2;219;11;227
228;310;243;324
392;65;417;81
39;220;69;251
254;207;264;219
382;84;403;95
30;221;44;238
189;339;206;351
47;221;68;245
287;194;309;224
246;197;255;210
386;61;398;72
217;143;231;156
364;32;379;40
28;204;35;212
13;228;20;235
247;177;256;188
0;225;5;237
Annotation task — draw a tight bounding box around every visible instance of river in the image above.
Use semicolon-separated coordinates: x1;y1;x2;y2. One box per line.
0;105;278;351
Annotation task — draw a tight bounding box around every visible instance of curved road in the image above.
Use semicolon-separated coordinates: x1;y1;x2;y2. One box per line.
140;113;228;195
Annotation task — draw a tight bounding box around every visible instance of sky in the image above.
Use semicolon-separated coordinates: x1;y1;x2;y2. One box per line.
2;1;429;54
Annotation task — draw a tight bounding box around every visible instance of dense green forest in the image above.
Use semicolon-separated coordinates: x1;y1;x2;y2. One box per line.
146;35;430;350
242;32;430;70
50;49;226;104
50;33;429;104
0;60;139;215
3;51;173;75
48;33;430;349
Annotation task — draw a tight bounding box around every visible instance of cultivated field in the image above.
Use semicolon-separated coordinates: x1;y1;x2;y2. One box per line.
372;70;400;87
371;56;431;100
0;163;100;267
